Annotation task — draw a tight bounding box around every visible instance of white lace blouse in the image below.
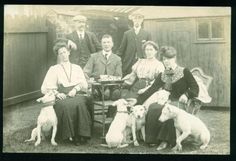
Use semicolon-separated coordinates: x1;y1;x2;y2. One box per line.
123;58;165;85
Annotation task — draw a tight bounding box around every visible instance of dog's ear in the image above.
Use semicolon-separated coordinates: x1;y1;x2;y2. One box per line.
126;98;137;106
112;99;125;106
127;106;131;112
121;99;128;106
143;105;147;111
165;104;172;112
130;106;134;112
112;100;118;106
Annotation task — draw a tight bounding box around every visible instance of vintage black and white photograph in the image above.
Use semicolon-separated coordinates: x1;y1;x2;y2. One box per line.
3;5;230;154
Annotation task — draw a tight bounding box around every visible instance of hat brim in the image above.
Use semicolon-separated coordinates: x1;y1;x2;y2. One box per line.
128;14;144;20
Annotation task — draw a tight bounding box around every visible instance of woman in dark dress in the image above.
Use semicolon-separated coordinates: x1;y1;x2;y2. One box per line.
41;40;92;145
136;46;199;150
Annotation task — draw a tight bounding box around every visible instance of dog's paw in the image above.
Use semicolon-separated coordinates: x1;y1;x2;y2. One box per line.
51;141;58;146
34;141;40;146
177;145;182;151
172;144;182;151
200;144;208;150
134;141;139;146
156;142;167;151
171;145;178;151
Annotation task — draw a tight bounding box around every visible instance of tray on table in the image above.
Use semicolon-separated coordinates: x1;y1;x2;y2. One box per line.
97;79;124;84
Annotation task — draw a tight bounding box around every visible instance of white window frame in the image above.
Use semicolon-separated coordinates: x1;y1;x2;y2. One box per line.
196;17;225;42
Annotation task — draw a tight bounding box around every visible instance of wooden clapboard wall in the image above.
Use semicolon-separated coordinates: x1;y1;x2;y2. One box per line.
144;16;230;107
3;15;48;106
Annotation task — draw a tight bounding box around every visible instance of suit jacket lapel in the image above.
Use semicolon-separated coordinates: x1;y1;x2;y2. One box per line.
138;29;144;36
106;53;114;65
84;31;93;53
131;28;137;39
98;51;107;65
73;31;79;42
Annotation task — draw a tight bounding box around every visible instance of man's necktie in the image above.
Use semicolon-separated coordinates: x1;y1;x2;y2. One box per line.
104;54;108;74
104;54;108;60
79;34;83;40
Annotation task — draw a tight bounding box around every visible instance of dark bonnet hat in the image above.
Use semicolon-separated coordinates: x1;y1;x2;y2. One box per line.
53;38;69;55
142;41;159;51
159;46;177;61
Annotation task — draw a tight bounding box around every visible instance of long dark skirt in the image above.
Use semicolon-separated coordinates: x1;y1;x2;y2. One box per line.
54;95;92;141
145;103;176;146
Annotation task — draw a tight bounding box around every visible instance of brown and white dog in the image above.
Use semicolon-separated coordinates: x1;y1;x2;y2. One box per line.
159;103;210;151
24;92;58;146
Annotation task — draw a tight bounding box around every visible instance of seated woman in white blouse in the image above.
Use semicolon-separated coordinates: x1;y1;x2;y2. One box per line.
41;40;92;145
122;41;165;98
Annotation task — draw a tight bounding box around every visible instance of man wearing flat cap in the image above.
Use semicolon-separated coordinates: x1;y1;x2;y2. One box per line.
118;13;151;76
66;15;102;68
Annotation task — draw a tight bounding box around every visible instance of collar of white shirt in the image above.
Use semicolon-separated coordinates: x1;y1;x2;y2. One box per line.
76;31;85;39
103;50;112;59
134;26;141;34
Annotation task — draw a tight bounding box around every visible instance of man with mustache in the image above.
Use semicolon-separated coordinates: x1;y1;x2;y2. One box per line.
66;15;102;68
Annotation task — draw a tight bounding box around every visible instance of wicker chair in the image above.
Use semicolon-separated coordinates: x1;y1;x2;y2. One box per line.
184;67;213;115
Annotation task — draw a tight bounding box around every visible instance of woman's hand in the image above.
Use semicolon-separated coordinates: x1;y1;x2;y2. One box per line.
138;88;148;94
121;82;130;89
56;93;67;100
179;94;188;104
157;90;170;105
68;89;77;97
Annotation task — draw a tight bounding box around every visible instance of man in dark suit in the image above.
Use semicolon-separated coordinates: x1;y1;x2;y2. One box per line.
118;13;152;76
66;15;102;68
84;34;122;101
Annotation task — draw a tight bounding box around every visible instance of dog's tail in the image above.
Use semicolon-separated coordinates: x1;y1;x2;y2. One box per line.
100;144;109;147
100;143;117;148
117;143;129;148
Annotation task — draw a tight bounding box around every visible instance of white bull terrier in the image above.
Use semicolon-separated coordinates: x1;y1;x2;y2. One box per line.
101;99;131;148
159;103;210;151
101;98;137;148
25;92;58;146
126;105;146;146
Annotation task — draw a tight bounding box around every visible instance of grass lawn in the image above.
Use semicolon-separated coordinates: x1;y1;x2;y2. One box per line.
3;101;230;154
